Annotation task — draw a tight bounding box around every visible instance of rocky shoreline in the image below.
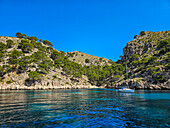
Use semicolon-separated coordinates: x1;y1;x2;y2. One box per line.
1;31;170;91
0;84;98;90
106;79;170;90
1;80;170;90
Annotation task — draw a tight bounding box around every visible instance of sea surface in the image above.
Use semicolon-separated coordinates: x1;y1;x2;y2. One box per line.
0;89;170;128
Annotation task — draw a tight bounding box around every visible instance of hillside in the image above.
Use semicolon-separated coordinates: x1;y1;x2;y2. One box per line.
114;31;170;89
0;33;120;89
0;36;93;89
0;31;170;90
67;51;111;66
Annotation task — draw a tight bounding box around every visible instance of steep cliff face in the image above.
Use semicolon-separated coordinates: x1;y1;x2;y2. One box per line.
122;31;170;62
115;31;170;89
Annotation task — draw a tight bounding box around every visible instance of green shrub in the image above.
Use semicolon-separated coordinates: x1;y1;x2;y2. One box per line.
54;59;62;68
38;64;49;71
130;54;139;62
32;51;47;63
21;39;30;44
6;39;14;48
16;32;27;38
27;36;38;41
163;55;170;63
9;50;23;59
47;82;49;86
165;64;170;71
0;42;7;51
6;80;12;84
134;35;137;39
148;56;158;65
140;31;145;36
51;50;65;60
20;56;32;64
85;59;90;63
140;58;149;64
25;71;43;86
67;52;74;57
158;48;166;55
37;64;49;74
21;42;33;53
28;71;43;81
18;39;29;49
147;67;160;75
42;60;53;67
46;47;53;54
0;66;5;77
158;40;170;49
153;74;165;83
99;58;103;62
39;46;47;52
16;32;22;38
43;40;53;46
33;41;42;48
66;82;69;85
112;75;120;81
52;75;57;79
9;59;19;65
164;52;170;56
0;52;4;61
131;60;140;67
17;61;29;73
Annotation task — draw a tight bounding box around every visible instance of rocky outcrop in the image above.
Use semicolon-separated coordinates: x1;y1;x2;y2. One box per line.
114;31;170;89
0;66;97;89
107;79;170;90
121;31;170;62
0;84;97;90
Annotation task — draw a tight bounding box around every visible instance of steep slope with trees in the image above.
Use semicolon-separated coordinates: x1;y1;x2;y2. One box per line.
0;33;123;89
114;31;170;89
0;34;92;89
0;31;169;89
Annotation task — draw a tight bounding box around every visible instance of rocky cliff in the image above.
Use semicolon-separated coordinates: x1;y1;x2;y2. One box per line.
0;31;170;90
113;31;170;89
0;36;97;89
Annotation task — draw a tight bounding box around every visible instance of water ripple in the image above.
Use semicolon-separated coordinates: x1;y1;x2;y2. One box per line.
0;89;169;127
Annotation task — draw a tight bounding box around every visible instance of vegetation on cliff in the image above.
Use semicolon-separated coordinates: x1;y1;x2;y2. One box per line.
0;32;124;87
118;31;170;89
0;31;170;89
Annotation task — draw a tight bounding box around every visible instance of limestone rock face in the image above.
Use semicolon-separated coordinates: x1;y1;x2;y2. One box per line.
0;67;97;90
0;31;170;90
108;79;170;90
0;36;98;90
114;31;170;90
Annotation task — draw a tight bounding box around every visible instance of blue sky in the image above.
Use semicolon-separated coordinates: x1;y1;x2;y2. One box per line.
0;0;170;61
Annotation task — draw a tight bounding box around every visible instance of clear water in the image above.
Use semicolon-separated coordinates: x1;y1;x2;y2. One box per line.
0;89;170;128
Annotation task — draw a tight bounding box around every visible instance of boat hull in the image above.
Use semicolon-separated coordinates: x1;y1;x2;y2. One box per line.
118;89;135;93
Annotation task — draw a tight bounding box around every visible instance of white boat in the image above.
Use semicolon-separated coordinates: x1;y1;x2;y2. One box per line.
118;87;135;93
118;62;135;93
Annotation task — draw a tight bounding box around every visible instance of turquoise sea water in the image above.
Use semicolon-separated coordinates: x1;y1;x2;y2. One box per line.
0;89;170;128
